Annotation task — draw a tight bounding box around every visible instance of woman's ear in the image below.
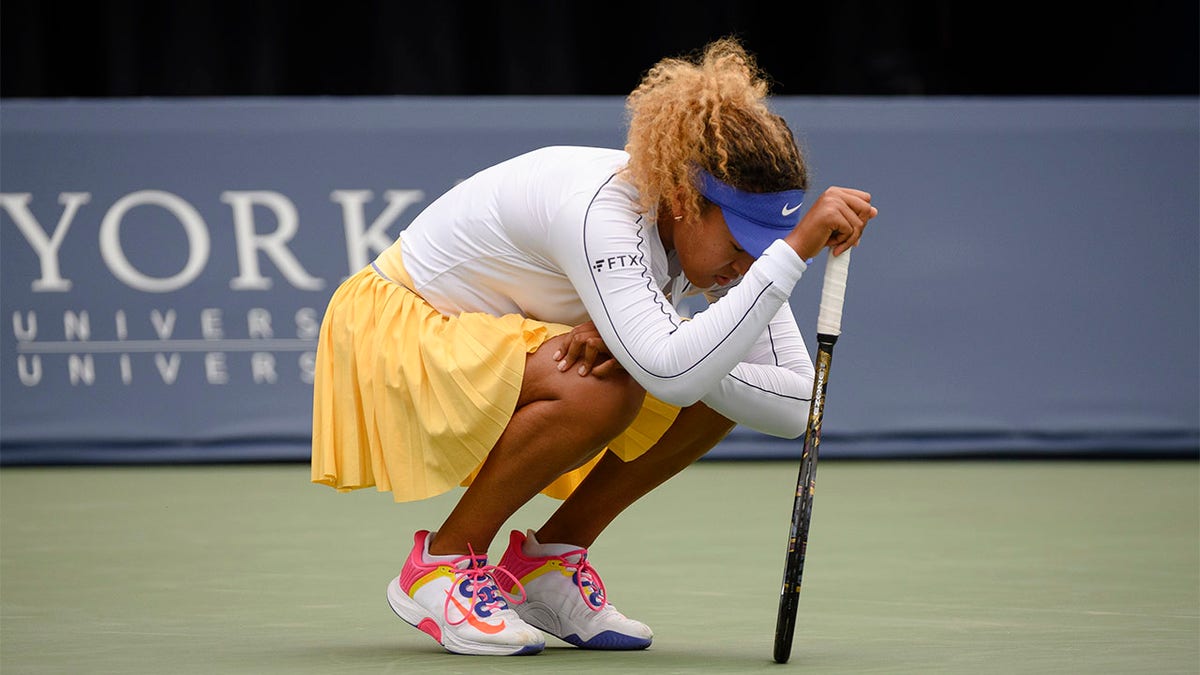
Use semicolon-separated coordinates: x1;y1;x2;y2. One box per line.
670;184;690;221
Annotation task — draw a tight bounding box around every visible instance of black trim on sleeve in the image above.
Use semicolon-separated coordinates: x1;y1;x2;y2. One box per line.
729;372;812;403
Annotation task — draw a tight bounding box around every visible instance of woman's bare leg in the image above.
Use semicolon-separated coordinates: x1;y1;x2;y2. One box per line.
535;401;736;548
428;332;646;556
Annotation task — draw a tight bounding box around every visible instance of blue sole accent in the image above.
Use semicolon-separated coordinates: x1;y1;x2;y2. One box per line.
563;630;652;650
510;644;544;656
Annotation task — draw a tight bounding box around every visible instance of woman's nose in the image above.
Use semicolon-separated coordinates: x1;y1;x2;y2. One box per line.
732;254;753;277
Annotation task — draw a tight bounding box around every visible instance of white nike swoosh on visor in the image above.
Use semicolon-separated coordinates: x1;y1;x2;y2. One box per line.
781;203;803;216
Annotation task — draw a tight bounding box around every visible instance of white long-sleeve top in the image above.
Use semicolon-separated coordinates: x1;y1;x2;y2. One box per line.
385;145;814;438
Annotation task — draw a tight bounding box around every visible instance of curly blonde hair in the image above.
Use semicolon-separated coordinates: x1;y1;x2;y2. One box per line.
622;38;809;223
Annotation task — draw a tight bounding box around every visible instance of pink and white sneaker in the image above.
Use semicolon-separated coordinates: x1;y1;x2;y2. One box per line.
497;529;653;650
386;530;545;655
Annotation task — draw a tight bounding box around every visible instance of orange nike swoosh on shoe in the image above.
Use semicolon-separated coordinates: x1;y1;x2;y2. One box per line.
447;593;507;634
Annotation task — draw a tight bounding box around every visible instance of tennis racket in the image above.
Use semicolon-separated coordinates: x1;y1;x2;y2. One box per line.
773;249;851;664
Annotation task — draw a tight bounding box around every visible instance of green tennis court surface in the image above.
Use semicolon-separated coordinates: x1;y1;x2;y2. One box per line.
2;460;1197;674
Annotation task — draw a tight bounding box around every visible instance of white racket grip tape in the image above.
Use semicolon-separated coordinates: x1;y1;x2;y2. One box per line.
816;250;851;337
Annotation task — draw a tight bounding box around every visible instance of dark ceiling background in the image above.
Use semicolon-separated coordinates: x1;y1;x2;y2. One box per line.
3;0;1197;98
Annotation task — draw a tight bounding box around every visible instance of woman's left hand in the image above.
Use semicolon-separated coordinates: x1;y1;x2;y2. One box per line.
554;321;624;377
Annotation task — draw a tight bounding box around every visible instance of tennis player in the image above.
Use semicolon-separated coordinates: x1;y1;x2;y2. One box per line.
311;37;876;656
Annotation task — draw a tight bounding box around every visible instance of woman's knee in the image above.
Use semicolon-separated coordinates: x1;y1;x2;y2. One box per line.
682;401;736;432
552;363;645;437
521;335;646;431
585;368;646;427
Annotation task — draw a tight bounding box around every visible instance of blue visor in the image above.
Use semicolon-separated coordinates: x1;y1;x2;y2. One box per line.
695;168;806;258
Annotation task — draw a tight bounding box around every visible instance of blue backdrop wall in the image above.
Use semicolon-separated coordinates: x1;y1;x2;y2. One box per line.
2;97;1197;463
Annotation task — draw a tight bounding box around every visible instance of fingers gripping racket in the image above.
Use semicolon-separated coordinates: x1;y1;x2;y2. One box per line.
773;250;851;664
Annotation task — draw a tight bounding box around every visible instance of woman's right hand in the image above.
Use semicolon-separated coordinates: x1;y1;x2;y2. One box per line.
784;186;878;260
553;321;624;378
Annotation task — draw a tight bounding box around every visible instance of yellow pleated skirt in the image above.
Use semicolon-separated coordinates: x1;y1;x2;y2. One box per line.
310;249;680;502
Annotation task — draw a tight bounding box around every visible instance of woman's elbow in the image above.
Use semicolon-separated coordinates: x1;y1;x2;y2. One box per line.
774;417;808;439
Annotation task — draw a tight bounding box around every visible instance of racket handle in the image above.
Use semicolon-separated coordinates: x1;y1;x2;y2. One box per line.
816;250;851;337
